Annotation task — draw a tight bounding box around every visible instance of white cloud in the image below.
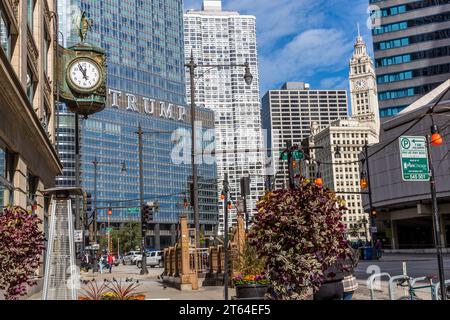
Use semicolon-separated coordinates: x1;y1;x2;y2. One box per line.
183;0;371;93
260;28;353;91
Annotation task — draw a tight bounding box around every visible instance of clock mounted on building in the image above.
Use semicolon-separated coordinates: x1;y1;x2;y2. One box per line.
67;57;102;94
57;11;107;118
354;79;367;91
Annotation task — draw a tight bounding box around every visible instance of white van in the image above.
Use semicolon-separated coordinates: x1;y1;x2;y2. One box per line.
136;251;163;268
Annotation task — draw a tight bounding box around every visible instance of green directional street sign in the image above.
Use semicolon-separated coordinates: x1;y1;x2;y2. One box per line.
127;207;139;213
292;150;304;160
106;227;113;233
399;136;430;181
280;150;304;161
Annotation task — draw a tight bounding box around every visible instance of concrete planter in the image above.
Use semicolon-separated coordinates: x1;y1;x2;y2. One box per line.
235;284;268;299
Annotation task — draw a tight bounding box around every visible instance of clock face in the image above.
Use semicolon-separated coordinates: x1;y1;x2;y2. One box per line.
67;58;101;92
354;79;367;90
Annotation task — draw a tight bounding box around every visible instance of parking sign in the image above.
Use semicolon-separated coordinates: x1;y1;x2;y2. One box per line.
399;136;430;181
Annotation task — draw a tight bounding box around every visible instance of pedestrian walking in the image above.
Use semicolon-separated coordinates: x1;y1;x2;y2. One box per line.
342;245;360;300
98;255;104;274
107;254;113;273
375;239;382;259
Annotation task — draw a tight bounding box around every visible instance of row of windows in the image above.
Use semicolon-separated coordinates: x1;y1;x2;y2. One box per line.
373;12;450;35
376;45;450;67
379;82;441;101
373;4;406;17
377;71;413;84
378;62;450;84
379;106;408;118
375;28;450;51
370;0;449;12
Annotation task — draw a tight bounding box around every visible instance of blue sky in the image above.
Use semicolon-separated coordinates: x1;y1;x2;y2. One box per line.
184;0;373;94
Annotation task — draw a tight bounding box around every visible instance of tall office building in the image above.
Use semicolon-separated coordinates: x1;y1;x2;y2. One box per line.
302;34;380;240
56;0;218;249
371;0;450;118
262;82;348;189
184;0;266;234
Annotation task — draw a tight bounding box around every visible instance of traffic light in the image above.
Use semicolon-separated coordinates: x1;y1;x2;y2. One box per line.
86;192;92;213
371;208;377;217
141;204;151;226
240;176;250;197
189;182;194;206
108;207;112;216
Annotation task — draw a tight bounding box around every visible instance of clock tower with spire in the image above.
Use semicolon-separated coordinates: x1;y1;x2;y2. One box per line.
349;27;380;136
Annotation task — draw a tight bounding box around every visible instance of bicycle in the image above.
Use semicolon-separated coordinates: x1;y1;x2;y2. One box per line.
396;275;436;300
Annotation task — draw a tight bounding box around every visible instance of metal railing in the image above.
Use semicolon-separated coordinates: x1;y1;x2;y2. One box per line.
189;248;209;274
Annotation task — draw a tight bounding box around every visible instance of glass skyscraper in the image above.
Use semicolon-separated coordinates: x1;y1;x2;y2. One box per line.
370;0;450;118
56;0;219;249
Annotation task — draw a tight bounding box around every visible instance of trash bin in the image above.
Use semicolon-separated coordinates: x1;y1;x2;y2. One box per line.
362;246;373;260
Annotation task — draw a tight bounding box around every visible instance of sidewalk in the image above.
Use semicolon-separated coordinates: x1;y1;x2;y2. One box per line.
27;278;234;300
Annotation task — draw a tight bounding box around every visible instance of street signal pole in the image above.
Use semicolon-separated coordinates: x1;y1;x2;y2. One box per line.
223;173;230;301
138;123;148;275
426;134;447;300
240;175;251;232
364;142;376;248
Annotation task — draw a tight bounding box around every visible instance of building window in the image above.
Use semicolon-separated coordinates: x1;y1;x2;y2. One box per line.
27;66;34;104
0;4;10;58
44;30;50;76
27;0;35;30
0;146;14;207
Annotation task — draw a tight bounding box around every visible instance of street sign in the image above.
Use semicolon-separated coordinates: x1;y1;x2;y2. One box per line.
106;227;113;233
292;150;304;160
399;136;430;181
280;150;304;161
74;230;83;243
127;207;139;213
371;227;378;233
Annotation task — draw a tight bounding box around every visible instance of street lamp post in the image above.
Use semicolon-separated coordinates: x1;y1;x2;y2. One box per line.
185;51;253;249
137;123;148;275
91;157;126;244
364;141;376;247
222;173;230;301
426;133;447;300
135;124;172;275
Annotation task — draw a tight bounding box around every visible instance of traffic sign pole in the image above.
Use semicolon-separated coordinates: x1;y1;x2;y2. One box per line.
426;135;447;300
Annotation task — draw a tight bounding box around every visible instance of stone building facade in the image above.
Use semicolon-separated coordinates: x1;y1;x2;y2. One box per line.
0;0;62;239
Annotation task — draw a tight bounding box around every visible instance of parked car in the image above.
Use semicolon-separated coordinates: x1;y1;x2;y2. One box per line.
122;251;141;265
136;251;163;268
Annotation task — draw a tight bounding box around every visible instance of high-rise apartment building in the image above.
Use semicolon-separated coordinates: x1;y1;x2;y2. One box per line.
302;34;380;240
184;0;266;234
56;0;218;249
262;82;348;189
370;0;450;118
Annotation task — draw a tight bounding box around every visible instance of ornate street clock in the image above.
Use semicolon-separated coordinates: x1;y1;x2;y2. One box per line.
57;12;107;118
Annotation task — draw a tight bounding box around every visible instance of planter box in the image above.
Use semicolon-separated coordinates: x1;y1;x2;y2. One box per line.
235;284;268;299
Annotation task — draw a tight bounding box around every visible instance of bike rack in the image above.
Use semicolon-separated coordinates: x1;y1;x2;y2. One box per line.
433;280;450;300
388;275;408;300
368;273;392;300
